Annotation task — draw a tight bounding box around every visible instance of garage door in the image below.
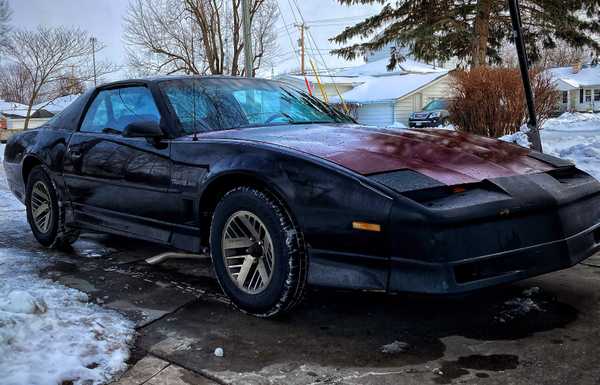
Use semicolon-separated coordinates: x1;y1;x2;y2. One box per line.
356;103;394;127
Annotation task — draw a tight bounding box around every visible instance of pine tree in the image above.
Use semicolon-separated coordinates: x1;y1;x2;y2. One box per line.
0;0;10;41
330;0;600;69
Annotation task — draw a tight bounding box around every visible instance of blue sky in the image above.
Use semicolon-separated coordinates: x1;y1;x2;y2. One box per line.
7;0;381;78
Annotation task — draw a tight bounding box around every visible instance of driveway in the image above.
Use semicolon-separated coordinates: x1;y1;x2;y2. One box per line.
2;158;600;385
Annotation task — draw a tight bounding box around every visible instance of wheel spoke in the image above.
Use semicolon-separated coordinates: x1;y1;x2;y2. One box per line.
223;237;253;250
256;260;269;285
236;256;254;286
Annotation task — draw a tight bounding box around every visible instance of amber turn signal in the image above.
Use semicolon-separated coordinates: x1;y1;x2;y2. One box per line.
352;221;381;232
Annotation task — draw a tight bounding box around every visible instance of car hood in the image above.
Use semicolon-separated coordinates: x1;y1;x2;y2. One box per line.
192;124;554;185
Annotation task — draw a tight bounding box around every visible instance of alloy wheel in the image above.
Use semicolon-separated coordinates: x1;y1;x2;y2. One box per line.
221;210;275;294
30;181;53;234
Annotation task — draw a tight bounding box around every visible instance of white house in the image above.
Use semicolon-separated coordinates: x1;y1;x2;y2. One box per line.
549;63;600;113
278;53;453;127
0;94;79;142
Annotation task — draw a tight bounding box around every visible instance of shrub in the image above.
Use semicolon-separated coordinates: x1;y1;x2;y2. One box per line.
448;67;559;138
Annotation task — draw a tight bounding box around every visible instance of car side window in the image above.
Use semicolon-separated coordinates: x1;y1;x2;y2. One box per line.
80;86;161;134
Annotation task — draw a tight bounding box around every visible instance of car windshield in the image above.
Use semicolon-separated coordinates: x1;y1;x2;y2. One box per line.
422;99;448;111
159;78;353;135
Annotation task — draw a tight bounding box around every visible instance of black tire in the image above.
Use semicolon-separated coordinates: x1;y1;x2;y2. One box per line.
209;186;307;317
25;165;79;249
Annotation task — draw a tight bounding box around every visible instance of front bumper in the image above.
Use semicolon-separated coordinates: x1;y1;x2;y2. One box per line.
389;222;600;294
409;118;441;128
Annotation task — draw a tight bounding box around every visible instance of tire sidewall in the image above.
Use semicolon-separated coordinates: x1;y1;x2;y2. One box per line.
210;188;297;315
26;166;60;247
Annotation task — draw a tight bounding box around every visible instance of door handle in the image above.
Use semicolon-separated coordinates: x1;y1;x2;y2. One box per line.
69;149;82;160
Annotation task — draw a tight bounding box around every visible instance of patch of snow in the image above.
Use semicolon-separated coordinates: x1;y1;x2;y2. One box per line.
1;143;5;162
380;340;410;354
337;57;448;77
547;65;600;89
34;94;80;114
0;248;135;385
495;287;544;323
499;125;531;148
330;72;448;104
214;347;224;357
436;123;456;131
544;112;600;132
388;121;407;129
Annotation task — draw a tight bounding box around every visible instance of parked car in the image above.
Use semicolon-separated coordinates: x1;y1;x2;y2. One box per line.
409;99;450;128
4;76;600;317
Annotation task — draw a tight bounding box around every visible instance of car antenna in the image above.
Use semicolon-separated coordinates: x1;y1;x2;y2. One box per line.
192;77;198;141
508;0;543;153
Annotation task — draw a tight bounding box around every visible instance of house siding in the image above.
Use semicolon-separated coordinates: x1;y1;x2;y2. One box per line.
356;102;394;127
393;77;452;124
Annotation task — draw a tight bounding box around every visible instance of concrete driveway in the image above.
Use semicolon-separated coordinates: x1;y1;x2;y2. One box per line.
2;174;600;385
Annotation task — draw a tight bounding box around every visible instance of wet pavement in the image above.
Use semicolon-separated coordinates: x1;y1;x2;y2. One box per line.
3;171;600;384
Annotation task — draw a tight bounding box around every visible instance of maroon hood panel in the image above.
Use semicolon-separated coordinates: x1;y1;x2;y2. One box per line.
194;124;554;185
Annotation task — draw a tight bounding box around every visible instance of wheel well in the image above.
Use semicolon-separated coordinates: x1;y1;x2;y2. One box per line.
198;173;295;245
22;156;42;185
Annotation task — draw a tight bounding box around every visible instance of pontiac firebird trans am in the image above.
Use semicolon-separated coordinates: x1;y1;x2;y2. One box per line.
4;76;600;317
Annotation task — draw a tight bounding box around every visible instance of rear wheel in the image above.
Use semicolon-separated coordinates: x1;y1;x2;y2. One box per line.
209;186;306;317
25;166;79;249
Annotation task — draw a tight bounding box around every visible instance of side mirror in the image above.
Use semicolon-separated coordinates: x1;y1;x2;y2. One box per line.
122;120;163;138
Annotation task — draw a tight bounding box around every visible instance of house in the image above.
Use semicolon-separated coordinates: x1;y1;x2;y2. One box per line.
549;63;600;113
0;95;79;142
278;55;452;127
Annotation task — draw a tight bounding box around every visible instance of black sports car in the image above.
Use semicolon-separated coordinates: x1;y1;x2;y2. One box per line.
4;76;600;317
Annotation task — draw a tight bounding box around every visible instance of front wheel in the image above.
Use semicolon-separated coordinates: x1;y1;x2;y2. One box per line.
209;186;307;317
25;166;79;249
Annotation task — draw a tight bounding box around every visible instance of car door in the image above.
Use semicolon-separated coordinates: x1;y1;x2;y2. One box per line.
63;84;176;243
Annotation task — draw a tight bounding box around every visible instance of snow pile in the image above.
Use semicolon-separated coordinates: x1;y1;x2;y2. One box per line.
499;125;531;148
388;121;407;129
544;112;600;132
495;287;543;323
380;340;410;354
0;249;135;385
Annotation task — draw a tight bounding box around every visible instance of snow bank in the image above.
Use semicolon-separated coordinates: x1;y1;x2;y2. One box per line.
0;249;135;385
543;112;600;132
499;125;531;148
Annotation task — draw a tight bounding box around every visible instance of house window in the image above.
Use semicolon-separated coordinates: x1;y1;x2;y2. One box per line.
562;91;568;104
595;89;600;102
581;89;584;103
585;89;592;102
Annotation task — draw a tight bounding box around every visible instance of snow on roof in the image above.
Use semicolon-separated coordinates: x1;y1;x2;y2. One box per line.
330;71;448;104
336;57;447;77
548;65;600;89
279;74;367;86
0;100;30;117
34;94;80;114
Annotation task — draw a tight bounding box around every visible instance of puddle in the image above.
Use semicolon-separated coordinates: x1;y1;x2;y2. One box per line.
433;354;519;384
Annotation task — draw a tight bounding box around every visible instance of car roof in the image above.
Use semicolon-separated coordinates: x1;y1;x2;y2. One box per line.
97;75;279;90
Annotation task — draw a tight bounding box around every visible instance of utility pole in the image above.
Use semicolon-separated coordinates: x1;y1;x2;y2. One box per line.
90;37;97;87
508;0;542;152
241;0;253;77
295;23;308;75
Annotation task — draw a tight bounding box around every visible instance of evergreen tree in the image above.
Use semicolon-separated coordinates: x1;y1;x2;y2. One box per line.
330;0;600;69
0;0;10;42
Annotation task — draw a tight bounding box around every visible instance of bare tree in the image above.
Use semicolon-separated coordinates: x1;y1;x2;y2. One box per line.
1;26;115;128
123;0;279;76
0;62;33;104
